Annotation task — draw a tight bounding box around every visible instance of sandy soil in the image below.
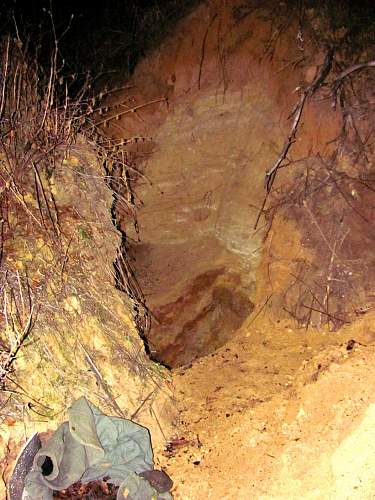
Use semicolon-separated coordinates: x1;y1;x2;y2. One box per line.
155;314;375;499
4;3;375;499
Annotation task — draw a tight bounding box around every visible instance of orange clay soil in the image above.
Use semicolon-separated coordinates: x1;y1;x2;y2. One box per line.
154;312;375;499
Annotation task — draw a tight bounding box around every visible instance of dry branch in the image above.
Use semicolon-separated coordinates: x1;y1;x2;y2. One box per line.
94;98;168;127
198;14;218;90
300;303;348;326
332;60;375;91
77;340;126;418
254;48;334;229
0;305;38;387
264;47;334;193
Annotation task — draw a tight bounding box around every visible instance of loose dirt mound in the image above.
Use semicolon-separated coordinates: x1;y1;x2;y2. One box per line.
156;315;375;498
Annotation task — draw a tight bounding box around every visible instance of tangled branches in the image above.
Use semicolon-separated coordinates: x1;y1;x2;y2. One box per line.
0;30;91;390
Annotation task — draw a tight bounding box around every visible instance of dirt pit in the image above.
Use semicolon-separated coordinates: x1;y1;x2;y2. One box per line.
3;1;375;499
70;0;375;497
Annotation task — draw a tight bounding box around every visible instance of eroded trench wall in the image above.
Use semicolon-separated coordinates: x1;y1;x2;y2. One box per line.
103;1;344;367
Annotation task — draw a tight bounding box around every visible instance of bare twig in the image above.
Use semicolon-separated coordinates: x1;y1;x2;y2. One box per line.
32;162;60;236
94;98;168;127
254;48;334;229
198;14;218;90
0;304;38;386
301;303;348;325
248;294;273;327
0;36;10;119
77;340;126;418
302;199;334;253
265;47;334;193
150;406;167;442
333;60;375;90
131;388;157;420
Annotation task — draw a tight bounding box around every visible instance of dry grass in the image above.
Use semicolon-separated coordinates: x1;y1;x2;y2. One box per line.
0;26;168;438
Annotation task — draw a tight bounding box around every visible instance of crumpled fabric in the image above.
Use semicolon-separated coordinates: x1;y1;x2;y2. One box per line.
118;472;172;500
23;397;172;499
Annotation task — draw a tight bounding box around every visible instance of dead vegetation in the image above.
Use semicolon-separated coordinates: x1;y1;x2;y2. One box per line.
0;17;168;455
253;5;375;332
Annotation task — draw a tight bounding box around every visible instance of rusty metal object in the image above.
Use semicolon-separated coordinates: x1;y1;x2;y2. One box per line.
8;432;41;500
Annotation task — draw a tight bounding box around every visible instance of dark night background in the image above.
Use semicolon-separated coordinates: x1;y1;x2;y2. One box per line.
0;0;199;85
0;0;374;87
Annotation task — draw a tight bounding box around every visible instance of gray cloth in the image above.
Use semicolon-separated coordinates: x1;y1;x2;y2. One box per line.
118;472;173;500
23;397;172;499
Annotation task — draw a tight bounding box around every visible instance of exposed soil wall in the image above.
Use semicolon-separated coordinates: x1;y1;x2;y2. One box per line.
94;1;375;497
3;0;375;498
101;1;350;367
